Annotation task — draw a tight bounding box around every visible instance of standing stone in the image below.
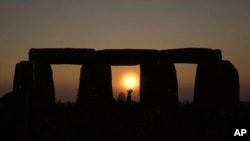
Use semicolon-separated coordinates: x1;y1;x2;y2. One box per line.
19;61;34;91
193;62;216;114
219;61;240;111
76;64;114;140
77;65;94;107
11;61;34;141
140;63;161;138
140;63;179;140
76;64;114;109
158;63;179;121
13;61;34;93
33;63;55;107
140;63;159;108
32;63;56;141
193;60;239;140
193;60;239;115
94;64;114;105
13;63;20;93
140;63;178;112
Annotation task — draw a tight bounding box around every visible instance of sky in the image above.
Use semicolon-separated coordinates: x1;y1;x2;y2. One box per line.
0;0;250;102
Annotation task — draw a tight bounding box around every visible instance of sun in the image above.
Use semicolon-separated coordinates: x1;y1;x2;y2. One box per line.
122;73;139;89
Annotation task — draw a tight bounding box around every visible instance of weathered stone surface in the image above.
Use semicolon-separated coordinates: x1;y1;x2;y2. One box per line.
29;48;95;64
76;64;114;108
33;63;55;106
160;48;222;63
97;49;159;65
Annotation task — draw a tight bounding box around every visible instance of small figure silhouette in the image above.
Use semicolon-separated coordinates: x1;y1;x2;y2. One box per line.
126;89;133;105
117;92;126;104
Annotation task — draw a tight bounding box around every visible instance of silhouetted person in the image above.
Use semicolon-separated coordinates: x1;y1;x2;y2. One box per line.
126;89;133;105
116;92;126;104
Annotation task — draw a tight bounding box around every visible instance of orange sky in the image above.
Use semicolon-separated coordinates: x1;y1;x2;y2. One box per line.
0;0;250;102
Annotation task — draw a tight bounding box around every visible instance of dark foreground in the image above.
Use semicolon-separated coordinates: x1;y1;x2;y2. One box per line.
0;101;250;141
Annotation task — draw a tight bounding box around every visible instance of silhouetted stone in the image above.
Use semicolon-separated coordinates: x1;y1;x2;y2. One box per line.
29;48;222;64
76;65;94;107
30;62;56;140
140;63;159;107
33;63;55;107
13;63;20;93
94;64;114;105
2;47;242;140
19;61;34;90
76;64;114;108
140;63;178;110
2;61;34;141
160;48;222;63
220;61;240;110
29;48;95;64
140;63;179;139
97;49;159;65
13;61;34;93
193;60;239;140
158;63;179;121
19;61;34;140
193;60;239;114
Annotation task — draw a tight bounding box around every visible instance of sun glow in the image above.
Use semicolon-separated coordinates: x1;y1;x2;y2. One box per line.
112;66;140;102
122;73;139;89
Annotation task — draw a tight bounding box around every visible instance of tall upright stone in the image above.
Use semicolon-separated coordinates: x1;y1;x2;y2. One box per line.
76;64;114;109
140;62;179;139
11;61;34;141
219;61;240;111
193;60;239;114
140;63;159;108
19;61;34;91
33;63;55;108
13;61;34;93
77;65;94;107
193;61;239;130
94;64;114;105
158;63;179;121
13;63;20;93
193;60;239;140
140;63;178;110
